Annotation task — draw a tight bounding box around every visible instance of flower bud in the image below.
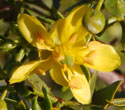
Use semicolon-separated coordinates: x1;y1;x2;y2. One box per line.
82;9;105;34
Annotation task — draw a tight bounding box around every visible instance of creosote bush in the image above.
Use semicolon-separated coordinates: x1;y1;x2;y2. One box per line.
0;0;125;110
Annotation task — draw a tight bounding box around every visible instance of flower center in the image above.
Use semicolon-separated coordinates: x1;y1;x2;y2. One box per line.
52;45;74;66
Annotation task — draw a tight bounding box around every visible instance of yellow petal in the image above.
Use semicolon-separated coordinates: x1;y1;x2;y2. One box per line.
66;5;90;44
69;65;91;104
17;13;53;49
49;5;90;45
50;62;68;86
84;41;121;72
9;60;42;84
49;19;65;45
72;46;90;64
35;56;54;75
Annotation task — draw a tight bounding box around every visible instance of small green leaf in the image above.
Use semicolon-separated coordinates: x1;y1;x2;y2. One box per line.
28;74;57;103
15;48;25;63
118;0;125;17
57;87;73;100
105;0;124;19
80;65;90;81
0;40;16;52
41;88;52;110
106;98;125;107
15;100;27;110
0;100;7;110
92;81;122;108
89;71;98;97
121;24;125;52
32;96;42;110
56;100;81;110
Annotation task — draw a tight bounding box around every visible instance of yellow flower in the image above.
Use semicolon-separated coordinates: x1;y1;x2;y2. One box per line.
9;5;121;104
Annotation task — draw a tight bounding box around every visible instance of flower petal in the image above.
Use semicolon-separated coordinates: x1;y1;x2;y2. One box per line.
66;5;90;43
9;57;53;84
50;62;69;86
49;5;90;45
9;60;42;84
17;13;53;49
84;41;121;72
69;65;91;104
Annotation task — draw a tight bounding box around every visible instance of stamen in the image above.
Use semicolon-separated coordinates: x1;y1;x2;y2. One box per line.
69;33;77;43
63;64;67;72
36;69;45;75
68;76;82;89
84;58;94;65
88;50;96;59
88;41;101;49
35;32;44;44
84;50;96;65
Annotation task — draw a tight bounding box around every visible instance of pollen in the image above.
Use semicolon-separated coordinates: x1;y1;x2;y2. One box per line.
35;32;44;44
68;76;82;89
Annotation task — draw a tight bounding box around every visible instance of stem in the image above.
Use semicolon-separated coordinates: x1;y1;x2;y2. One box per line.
38;16;55;24
0;89;7;100
5;98;17;104
56;11;64;19
96;0;104;11
20;0;25;13
86;34;92;45
92;34;96;41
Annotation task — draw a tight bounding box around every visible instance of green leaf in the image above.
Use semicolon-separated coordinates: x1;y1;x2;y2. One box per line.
56;100;81;110
80;65;90;81
41;88;52;110
56;87;73;100
105;0;124;19
15;48;25;63
57;101;103;110
92;81;122;108
121;24;125;52
28;74;57;103
89;71;98;97
106;98;125;107
15;100;27;110
118;0;125;17
14;82;31;97
32;96;42;110
0;40;17;52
